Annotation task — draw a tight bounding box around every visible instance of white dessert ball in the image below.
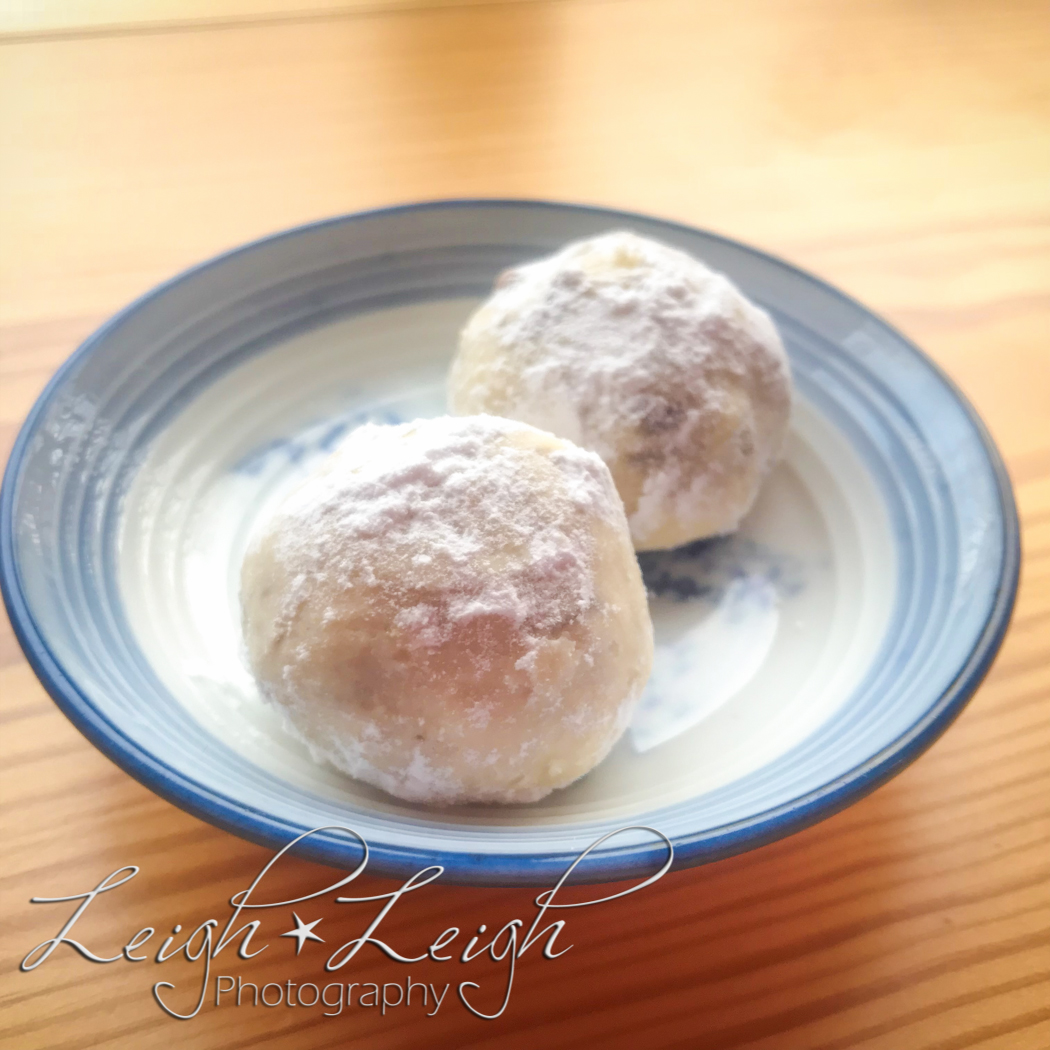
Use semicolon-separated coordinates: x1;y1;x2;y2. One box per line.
240;414;653;805
449;231;793;550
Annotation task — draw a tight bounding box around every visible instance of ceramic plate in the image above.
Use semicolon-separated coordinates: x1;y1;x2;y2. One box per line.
0;201;1019;885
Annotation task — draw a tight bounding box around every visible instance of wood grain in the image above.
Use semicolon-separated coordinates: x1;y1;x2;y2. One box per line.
0;0;547;41
1;1;1048;1047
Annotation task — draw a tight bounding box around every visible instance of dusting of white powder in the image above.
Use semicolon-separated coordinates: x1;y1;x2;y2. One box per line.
267;413;622;654
241;413;654;803
452;231;792;545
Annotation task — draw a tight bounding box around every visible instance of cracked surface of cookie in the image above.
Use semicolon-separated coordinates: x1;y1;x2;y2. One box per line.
240;414;653;804
449;231;792;550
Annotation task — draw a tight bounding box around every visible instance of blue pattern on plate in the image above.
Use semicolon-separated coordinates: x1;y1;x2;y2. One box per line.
232;407;405;476
639;535;807;604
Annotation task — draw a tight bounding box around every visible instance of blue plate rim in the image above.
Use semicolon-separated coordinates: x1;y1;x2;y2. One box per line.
0;198;1021;885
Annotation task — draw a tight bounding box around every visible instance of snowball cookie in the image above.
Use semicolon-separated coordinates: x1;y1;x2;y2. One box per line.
240;414;653;805
449;231;793;550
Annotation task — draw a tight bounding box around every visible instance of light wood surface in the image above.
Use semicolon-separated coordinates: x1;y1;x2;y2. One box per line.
2;2;1048;1047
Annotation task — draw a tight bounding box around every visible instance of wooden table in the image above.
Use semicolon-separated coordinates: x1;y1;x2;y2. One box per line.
2;2;1048;1047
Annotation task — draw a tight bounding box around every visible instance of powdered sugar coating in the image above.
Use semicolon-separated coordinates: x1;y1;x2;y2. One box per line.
240;414;653;804
449;231;793;549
